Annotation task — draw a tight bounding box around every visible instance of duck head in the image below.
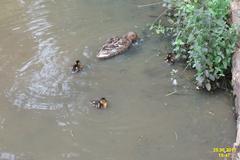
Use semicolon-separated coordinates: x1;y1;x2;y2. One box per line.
126;32;139;43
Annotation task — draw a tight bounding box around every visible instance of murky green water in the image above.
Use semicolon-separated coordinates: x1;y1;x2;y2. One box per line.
0;0;236;160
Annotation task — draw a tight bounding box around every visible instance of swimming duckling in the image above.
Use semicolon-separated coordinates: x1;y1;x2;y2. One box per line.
164;53;175;64
90;97;108;109
97;32;139;59
72;60;84;73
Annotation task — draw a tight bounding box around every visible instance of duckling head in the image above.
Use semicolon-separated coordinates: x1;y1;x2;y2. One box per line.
76;60;80;64
100;97;108;109
126;32;138;43
100;97;107;102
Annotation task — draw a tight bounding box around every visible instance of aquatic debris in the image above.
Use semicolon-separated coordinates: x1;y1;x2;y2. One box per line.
170;69;178;75
170;69;178;87
72;60;84;73
172;79;178;86
137;135;144;142
174;131;178;141
165;91;177;96
208;111;215;116
205;82;211;91
90;97;108;109
170;78;178;87
97;32;139;59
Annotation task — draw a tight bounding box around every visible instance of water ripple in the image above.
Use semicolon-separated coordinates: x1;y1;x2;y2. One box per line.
6;0;85;110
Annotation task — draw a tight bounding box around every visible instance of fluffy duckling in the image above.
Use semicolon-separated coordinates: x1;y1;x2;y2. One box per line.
97;32;139;59
164;53;175;64
90;97;108;109
72;60;84;73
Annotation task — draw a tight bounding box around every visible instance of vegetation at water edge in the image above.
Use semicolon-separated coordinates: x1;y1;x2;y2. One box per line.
150;0;238;91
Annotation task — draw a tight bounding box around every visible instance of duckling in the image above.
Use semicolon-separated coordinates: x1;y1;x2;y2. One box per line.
164;53;175;64
90;97;108;109
72;60;84;73
97;32;139;59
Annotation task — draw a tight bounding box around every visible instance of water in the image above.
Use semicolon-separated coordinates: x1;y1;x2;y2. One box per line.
0;0;236;159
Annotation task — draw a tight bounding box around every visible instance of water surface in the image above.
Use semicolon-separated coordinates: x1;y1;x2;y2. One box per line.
0;0;235;160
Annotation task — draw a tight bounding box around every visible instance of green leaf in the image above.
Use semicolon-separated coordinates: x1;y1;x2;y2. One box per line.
156;0;237;91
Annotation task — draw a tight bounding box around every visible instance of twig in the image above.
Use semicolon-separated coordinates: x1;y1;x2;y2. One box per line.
151;9;168;26
70;130;75;137
183;64;190;73
137;1;163;8
165;90;177;96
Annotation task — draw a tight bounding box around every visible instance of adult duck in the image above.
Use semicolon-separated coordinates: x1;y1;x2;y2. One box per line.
97;32;139;59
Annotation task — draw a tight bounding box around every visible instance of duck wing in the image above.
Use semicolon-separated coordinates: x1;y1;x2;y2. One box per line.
97;37;132;59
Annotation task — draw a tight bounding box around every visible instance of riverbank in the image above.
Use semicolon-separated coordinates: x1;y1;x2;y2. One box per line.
231;1;240;159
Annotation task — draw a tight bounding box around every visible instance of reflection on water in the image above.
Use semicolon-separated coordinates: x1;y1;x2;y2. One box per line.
0;0;236;160
0;152;15;160
8;0;68;110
